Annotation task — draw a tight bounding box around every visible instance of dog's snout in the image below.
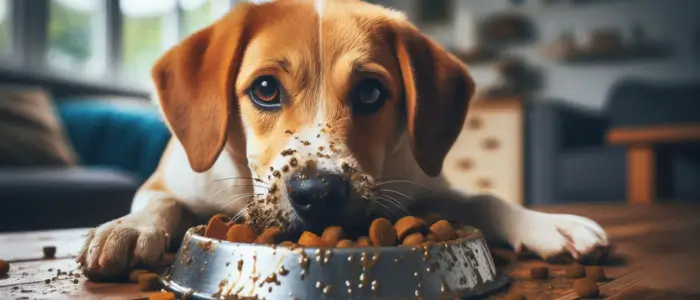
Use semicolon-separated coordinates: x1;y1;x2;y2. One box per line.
286;171;350;221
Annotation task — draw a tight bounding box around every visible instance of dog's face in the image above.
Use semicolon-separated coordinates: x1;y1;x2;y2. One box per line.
151;0;474;234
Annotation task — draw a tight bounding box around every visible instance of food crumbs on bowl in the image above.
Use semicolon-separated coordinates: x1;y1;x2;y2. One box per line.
226;224;258;243
149;292;176;300
573;278;599;297
138;273;162;292
298;231;328;247
0;259;9;276
565;263;586;279
530;266;549;279
369;218;397;247
586;266;607;282
321;226;345;245
42;246;57;259
129;269;149;282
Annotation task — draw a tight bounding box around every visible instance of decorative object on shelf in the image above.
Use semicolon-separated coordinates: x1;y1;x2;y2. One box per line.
416;0;453;26
451;46;502;65
482;56;543;100
542;25;672;64
479;12;536;47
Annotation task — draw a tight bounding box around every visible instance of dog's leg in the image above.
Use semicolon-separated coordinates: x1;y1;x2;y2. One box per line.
76;188;197;280
427;191;610;261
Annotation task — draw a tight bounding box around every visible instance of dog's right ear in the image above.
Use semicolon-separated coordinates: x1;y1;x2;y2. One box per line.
151;3;254;173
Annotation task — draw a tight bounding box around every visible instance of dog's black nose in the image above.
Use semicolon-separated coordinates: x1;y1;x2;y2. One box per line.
286;171;350;222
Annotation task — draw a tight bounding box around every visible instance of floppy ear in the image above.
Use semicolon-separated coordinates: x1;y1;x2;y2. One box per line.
151;3;253;172
394;23;475;177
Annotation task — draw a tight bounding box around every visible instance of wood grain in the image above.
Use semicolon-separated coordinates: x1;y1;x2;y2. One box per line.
608;125;700;145
2;204;700;299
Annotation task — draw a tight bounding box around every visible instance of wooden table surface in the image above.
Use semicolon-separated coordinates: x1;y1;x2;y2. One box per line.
1;204;699;299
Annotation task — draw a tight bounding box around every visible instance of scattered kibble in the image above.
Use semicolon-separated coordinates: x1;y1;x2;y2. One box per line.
573;278;599;297
149;292;176;300
129;269;149;282
530;266;549;279
138;273;162;291
586;266;607;282
42;246;57;259
0;259;9;276
565;263;586;279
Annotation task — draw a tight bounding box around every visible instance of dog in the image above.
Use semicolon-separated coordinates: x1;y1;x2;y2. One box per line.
77;0;610;280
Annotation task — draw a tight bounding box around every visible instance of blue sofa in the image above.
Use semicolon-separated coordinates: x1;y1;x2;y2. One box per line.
0;99;171;232
526;78;700;204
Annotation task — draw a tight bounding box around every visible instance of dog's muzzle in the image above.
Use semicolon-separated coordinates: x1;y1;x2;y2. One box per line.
286;170;350;226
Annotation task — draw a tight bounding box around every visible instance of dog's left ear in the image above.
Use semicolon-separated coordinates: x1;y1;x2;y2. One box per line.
394;23;475;177
151;3;254;172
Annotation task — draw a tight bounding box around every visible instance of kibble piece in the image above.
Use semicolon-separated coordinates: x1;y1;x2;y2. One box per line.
226;224;257;243
149;292;176;300
138;273;162;291
128;269;149;282
279;241;297;248
502;292;526;300
573;278;599;297
586;266;607;282
394;216;427;241
0;259;9;276
565;263;586;279
369;218;397;246
205;214;231;240
298;231;328;247
454;229;470;238
255;227;282;244
401;233;425;246
422;213;443;225
425;233;437;242
321;226;345;245
43;246;57;259
355;236;371;247
530;266;549;279
336;239;354;248
429;220;457;242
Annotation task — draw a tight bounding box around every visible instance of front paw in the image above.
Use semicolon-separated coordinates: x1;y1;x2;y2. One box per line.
76;214;171;280
516;212;612;263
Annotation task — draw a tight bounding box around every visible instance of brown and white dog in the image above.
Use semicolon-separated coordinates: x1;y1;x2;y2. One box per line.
77;0;610;280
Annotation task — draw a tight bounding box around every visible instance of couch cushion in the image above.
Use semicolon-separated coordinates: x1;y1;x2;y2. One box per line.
0;168;138;232
0;85;79;166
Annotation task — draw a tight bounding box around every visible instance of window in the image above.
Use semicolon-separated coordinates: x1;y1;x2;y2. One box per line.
179;0;231;37
121;0;178;82
47;0;107;74
0;0;10;56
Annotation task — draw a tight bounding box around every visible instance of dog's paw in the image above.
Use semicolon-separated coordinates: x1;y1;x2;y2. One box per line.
76;214;171;280
516;212;611;263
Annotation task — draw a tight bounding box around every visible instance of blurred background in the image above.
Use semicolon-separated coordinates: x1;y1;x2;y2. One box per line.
0;0;698;232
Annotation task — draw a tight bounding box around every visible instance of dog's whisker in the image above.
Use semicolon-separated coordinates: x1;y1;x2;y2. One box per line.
213;192;261;209
211;184;270;199
372;198;401;220
379;188;416;203
214;176;269;184
377;194;411;216
375;179;435;192
214;194;262;216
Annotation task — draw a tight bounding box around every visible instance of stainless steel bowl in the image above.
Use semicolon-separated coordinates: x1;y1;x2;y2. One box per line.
161;226;509;299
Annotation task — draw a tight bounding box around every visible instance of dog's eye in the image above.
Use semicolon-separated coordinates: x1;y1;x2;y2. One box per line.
249;76;282;109
350;79;389;115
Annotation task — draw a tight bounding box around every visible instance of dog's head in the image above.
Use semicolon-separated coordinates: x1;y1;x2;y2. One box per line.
151;0;474;234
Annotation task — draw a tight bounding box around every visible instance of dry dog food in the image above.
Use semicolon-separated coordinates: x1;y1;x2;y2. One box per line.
203;214;469;248
43;246;56;259
138;273;162;291
586;266;607;282
149;292;176;300
573;278;599;297
565;263;586;279
530;266;549;279
129;269;149;282
0;259;9;276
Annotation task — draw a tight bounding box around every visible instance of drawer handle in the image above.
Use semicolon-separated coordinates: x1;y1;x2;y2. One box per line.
456;158;474;170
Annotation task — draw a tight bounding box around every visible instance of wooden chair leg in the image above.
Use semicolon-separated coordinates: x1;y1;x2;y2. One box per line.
627;145;656;204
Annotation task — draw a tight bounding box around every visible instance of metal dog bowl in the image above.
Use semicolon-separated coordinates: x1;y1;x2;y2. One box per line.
161;226;509;299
